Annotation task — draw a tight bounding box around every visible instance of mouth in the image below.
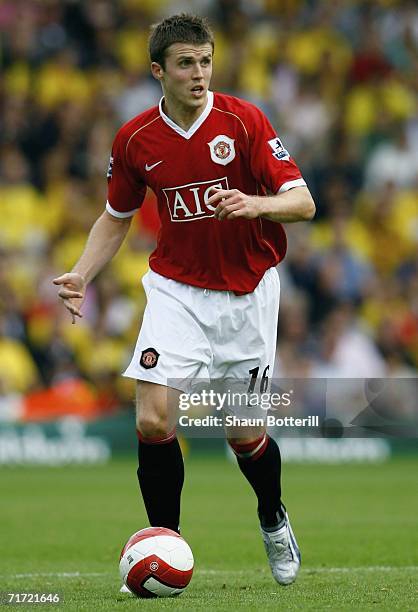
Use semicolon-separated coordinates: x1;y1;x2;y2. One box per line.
190;85;205;98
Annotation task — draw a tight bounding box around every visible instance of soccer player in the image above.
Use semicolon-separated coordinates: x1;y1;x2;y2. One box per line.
53;14;315;586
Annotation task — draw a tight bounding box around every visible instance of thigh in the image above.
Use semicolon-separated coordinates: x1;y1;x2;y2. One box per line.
212;267;280;383
124;271;212;391
214;268;280;440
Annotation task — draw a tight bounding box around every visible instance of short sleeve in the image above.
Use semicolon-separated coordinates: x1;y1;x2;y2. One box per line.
106;128;146;218
247;106;306;194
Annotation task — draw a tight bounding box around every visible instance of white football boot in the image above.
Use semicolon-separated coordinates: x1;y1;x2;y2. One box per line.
260;506;301;585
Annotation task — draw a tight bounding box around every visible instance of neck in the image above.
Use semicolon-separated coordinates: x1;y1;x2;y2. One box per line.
162;93;208;131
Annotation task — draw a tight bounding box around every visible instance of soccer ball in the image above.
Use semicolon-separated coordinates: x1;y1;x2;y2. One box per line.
119;527;194;598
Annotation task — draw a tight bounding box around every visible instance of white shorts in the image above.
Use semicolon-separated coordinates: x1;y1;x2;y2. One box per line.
123;268;280;392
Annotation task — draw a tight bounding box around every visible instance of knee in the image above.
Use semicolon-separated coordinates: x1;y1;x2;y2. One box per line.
136;381;178;441
136;413;171;440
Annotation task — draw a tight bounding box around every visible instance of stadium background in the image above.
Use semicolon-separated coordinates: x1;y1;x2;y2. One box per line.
0;1;417;609
0;0;417;417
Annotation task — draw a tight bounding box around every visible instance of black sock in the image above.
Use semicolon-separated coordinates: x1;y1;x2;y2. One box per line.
233;435;284;529
137;436;184;533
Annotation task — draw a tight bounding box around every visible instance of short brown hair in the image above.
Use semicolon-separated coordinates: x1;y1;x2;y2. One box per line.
149;14;214;68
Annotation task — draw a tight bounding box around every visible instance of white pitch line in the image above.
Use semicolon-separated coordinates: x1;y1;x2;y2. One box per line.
1;567;418;579
304;567;418;574
0;572;107;578
198;567;418;575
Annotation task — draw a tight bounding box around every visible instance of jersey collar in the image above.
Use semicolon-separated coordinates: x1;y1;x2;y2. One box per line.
159;91;214;140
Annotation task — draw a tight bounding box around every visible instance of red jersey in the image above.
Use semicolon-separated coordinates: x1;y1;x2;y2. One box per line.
106;91;306;294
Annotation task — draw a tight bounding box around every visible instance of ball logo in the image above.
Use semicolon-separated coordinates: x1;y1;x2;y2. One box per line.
208;135;235;166
140;347;160;369
149;561;159;571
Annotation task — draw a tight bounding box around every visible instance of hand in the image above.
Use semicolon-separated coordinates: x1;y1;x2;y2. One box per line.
207;188;263;221
53;272;86;324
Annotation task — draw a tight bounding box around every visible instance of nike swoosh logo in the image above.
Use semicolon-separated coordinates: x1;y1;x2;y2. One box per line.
145;160;163;171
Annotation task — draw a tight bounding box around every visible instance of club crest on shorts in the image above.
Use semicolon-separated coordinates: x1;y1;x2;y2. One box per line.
140;347;160;369
208;135;236;166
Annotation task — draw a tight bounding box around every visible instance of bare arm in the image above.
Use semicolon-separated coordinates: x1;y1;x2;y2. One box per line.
257;186;315;223
207;186;316;223
66;210;132;282
53;210;132;322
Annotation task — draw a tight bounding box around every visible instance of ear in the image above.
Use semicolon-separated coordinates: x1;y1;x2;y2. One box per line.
151;62;164;81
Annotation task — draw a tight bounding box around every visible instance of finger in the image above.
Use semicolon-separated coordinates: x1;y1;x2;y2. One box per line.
206;186;226;197
58;288;83;299
63;299;83;319
206;189;232;206
217;202;243;221
224;207;249;220
207;193;226;207
53;275;73;285
53;273;83;286
69;310;82;324
214;196;240;219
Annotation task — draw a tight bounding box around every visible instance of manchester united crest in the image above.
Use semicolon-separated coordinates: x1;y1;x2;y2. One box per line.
208;135;236;166
140;347;160;369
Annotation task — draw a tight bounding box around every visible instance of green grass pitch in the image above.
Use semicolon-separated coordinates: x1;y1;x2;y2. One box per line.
1;454;417;610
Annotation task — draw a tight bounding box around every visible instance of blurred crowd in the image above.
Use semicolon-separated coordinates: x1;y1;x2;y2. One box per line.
0;0;417;419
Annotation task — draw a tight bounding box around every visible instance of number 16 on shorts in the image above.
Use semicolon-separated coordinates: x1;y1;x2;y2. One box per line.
248;365;270;394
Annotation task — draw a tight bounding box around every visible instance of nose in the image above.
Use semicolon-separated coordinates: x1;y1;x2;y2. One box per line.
192;63;204;79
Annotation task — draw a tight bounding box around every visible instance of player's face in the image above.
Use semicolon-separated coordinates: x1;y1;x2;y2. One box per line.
152;43;213;113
